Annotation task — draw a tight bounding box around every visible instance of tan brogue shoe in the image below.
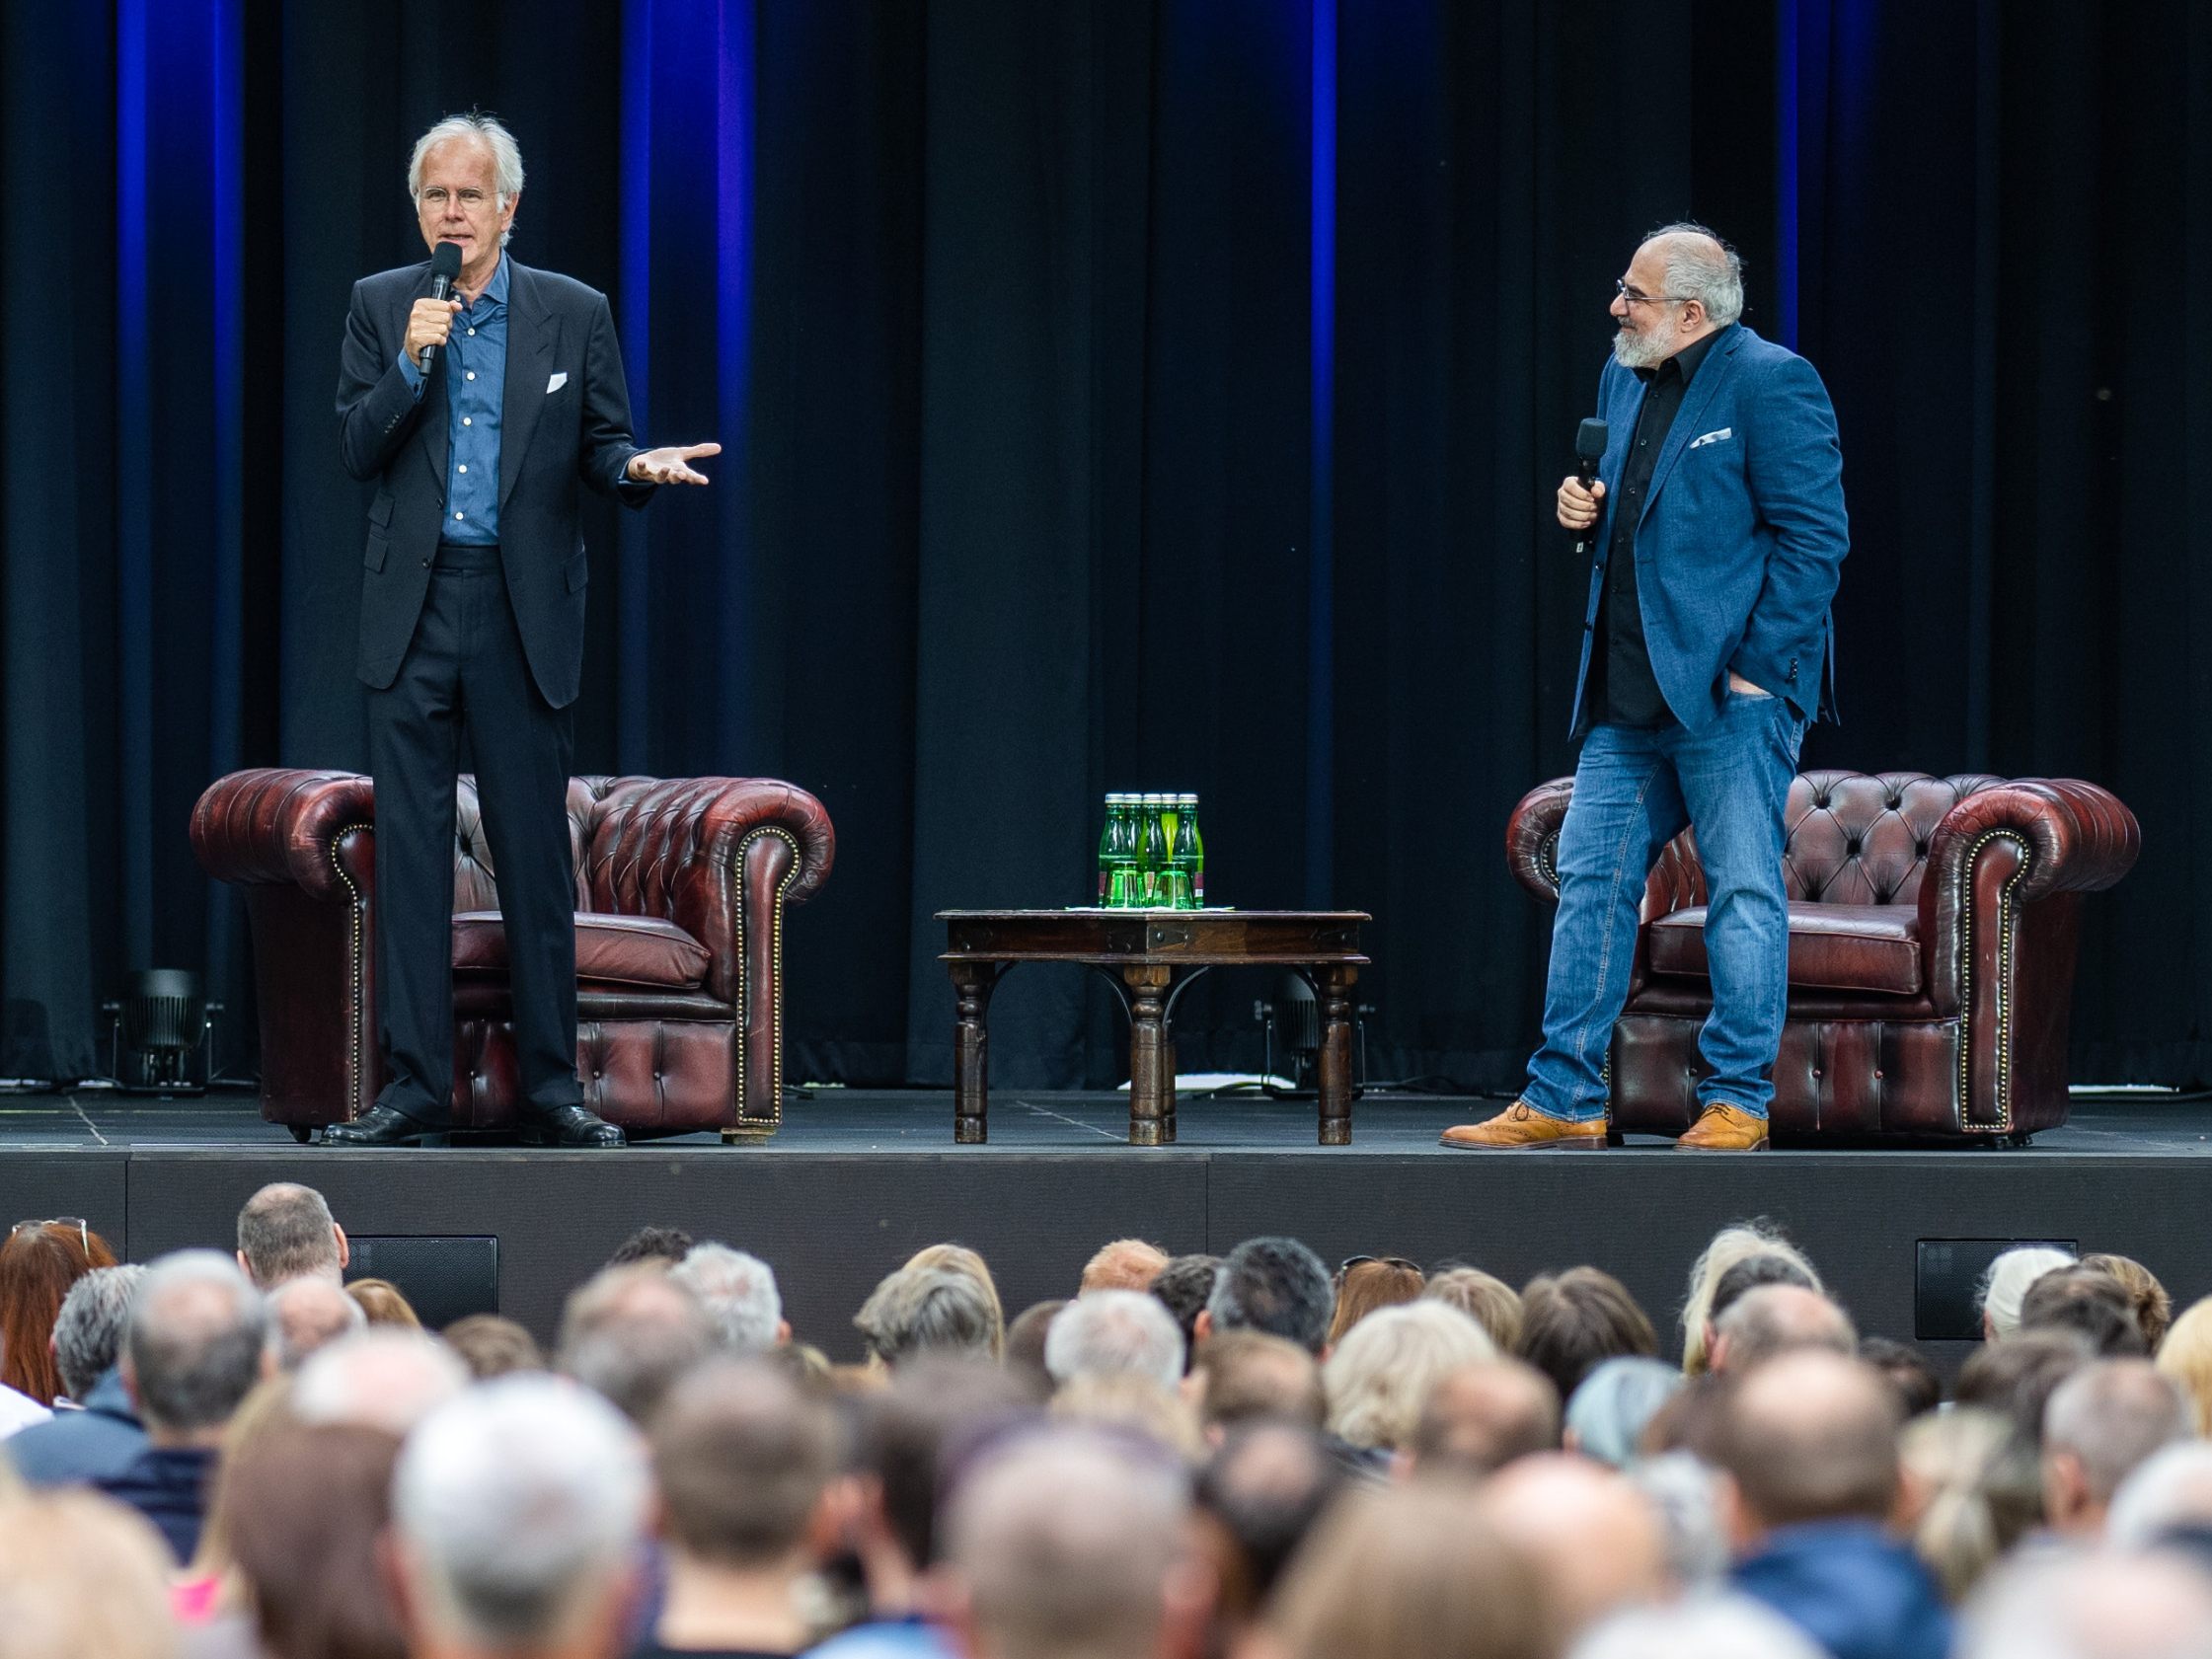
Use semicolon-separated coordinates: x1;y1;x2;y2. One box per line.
1675;1102;1770;1151
1440;1100;1610;1150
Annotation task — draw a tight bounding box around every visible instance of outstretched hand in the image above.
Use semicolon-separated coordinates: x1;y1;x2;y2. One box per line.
627;442;722;486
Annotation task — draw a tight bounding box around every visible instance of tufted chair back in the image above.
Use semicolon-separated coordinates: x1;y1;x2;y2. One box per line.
448;779;600;914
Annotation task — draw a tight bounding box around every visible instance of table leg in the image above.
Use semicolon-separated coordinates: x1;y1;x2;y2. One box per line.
950;961;1005;1144
1315;963;1357;1145
1123;964;1174;1147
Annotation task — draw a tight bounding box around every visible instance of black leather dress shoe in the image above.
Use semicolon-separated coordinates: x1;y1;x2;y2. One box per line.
321;1104;451;1148
521;1102;626;1149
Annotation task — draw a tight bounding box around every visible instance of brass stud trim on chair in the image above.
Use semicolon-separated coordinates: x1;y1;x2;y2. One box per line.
1955;828;2031;1134
330;822;375;1124
731;825;803;1136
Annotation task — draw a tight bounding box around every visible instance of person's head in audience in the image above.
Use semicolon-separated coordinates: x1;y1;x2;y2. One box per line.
1954;1546;2212;1659
440;1314;544;1380
1193;1329;1326;1440
1896;1407;2041;1604
1046;1290;1185;1391
1148;1254;1221;1369
1638;1372;1729;1463
1327;1256;1425;1349
1;1218;118;1404
1198;1237;1334;1356
1955;1328;2094;1446
1679;1222;1821;1377
555;1262;715;1424
267;1277;367;1371
124;1249;271;1449
391;1377;648;1659
905;1244;1007;1360
1193;1423;1347;1628
2076;1252;2173;1351
2106;1441;2212;1549
1564;1357;1683;1469
1515;1267;1657;1401
235;1182;348;1288
1628;1450;1733;1588
1270;1481;1550;1659
649;1359;839;1656
606;1225;693;1268
50;1262;148;1403
2019;1266;2151;1358
1708;1284;1856;1376
2156;1295;2212;1435
1051;1374;1203;1462
1568;1595;1829;1659
0;1489;179;1659
1711;1350;1901;1549
1003;1300;1066;1396
292;1329;469;1437
669;1242;789;1354
1975;1245;2075;1341
345;1278;420;1328
856;1265;1000;1369
1081;1239;1171;1296
941;1430;1204;1659
1473;1455;1671;1643
219;1418;405;1659
1324;1302;1494;1454
1701;1252;1818;1356
1858;1336;1943;1419
1411;1358;1562;1476
1422;1268;1524;1352
2040;1361;2191;1540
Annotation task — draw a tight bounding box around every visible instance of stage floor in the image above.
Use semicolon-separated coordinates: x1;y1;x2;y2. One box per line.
3;1088;2205;1370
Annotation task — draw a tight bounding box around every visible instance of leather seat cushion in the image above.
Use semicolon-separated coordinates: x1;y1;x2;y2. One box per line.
452;911;711;991
1647;901;1922;996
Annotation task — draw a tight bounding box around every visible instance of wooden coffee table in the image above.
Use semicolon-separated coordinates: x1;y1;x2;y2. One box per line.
939;909;1370;1146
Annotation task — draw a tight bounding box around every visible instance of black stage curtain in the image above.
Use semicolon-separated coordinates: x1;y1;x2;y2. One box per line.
0;1;2206;1093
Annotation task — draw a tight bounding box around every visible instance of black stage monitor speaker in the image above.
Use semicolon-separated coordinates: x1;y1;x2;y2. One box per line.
1915;1238;2077;1340
346;1236;499;1330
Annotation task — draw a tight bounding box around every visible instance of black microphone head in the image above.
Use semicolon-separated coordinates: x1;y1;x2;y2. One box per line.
431;241;464;283
1575;418;1609;465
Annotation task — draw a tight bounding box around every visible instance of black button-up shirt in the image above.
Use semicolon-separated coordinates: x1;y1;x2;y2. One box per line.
1587;327;1722;730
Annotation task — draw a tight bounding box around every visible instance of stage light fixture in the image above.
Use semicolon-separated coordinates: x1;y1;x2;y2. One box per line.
100;968;221;1093
1253;972;1371;1099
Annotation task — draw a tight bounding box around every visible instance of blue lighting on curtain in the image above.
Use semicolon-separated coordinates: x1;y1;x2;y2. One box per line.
1777;0;1879;353
115;0;151;961
715;0;753;762
1306;0;1336;907
1775;0;1800;349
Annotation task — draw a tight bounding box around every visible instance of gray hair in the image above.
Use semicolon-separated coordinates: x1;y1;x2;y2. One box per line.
1573;1592;1827;1659
1714;1284;1856;1373
52;1264;148;1401
1955;1546;2212;1659
1646;222;1745;328
236;1181;343;1286
124;1250;267;1435
1323;1302;1496;1452
1045;1290;1186;1391
1977;1247;2077;1338
556;1264;716;1424
855;1265;1000;1367
394;1375;648;1650
668;1244;783;1354
2043;1361;2190;1504
1566;1356;1684;1469
291;1327;468;1436
266;1277;367;1372
407;113;525;247
2107;1441;2212;1549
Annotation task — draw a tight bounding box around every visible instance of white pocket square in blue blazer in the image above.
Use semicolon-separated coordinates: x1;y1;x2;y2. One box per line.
1687;426;1732;449
546;370;568;394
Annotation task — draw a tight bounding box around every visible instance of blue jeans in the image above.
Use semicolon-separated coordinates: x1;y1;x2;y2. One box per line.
1524;690;1808;1125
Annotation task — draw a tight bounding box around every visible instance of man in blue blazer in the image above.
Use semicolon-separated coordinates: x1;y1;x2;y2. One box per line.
1446;224;1848;1152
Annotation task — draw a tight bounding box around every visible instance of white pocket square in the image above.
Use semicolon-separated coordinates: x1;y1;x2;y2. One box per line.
1688;426;1732;449
546;371;568;394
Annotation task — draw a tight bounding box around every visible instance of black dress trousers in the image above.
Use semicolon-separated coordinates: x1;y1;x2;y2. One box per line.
364;541;582;1129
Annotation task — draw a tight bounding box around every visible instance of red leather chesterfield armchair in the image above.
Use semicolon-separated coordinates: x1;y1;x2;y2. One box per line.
191;770;834;1143
1505;772;2140;1141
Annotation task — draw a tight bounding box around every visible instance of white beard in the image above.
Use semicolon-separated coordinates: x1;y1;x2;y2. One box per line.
1612;321;1678;371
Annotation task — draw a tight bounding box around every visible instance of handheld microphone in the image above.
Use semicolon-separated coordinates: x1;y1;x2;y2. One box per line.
420;241;464;375
1571;417;1609;559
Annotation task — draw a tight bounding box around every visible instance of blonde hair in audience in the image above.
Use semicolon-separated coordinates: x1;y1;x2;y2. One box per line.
2156;1296;2212;1435
903;1244;1005;1360
2080;1252;2174;1351
1080;1239;1171;1296
1324;1301;1495;1452
346;1278;421;1328
1679;1222;1821;1376
185;1374;298;1591
1050;1373;1203;1462
1897;1406;2040;1604
1423;1268;1524;1351
0;1490;179;1659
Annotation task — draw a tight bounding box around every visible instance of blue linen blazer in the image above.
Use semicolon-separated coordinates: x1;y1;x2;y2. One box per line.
1569;324;1848;734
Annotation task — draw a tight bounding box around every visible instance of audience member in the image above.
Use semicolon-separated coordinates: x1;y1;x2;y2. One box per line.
2156;1294;2212;1434
1193;1423;1347;1628
1706;1251;1819;1329
903;1245;1006;1360
177;1375;300;1625
1326;1257;1424;1348
1422;1267;1524;1351
1080;1239;1170;1295
556;1263;716;1424
1197;1237;1334;1355
2040;1361;2190;1539
267;1277;367;1370
1515;1267;1657;1401
1046;1290;1185;1390
1630;1451;1733;1587
1954;1547;2212;1659
670;1243;788;1354
854;1266;999;1368
648;1360;838;1658
1678;1222;1822;1377
1324;1301;1493;1454
390;1377;648;1659
1474;1455;1672;1645
1411;1358;1562;1476
1858;1335;1943;1418
1147;1254;1220;1368
1716;1350;1949;1659
1192;1330;1326;1439
1002;1300;1065;1396
1564;1356;1682;1469
1051;1375;1203;1461
2076;1251;2173;1351
1955;1329;2095;1445
1976;1245;2075;1341
2019;1266;2153;1358
234;1183;347;1287
0;1217;117;1405
292;1329;469;1437
608;1226;695;1268
0;1488;179;1659
344;1278;420;1327
1895;1407;2040;1604
2104;1442;2212;1550
99;1249;271;1561
1569;1595;1828;1659
220;1419;405;1659
440;1314;545;1379
1708;1284;1857;1375
6;1262;149;1485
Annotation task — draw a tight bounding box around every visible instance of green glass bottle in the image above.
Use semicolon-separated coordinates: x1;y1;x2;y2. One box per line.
1173;793;1202;909
1097;794;1125;906
1137;793;1168;907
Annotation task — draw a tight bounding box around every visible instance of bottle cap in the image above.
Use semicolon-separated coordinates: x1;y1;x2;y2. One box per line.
1176;793;1198;806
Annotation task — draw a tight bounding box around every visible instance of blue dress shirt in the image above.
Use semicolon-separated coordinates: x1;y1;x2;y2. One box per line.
398;254;508;545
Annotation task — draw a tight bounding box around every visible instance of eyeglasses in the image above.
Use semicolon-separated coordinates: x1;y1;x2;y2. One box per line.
1338;1254;1423;1279
1615;278;1691;308
12;1217;91;1256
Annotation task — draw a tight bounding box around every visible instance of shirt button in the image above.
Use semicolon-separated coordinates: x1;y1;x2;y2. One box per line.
463;416;472;426
458;465;468;474
454;511;465;520
466;371;476;381
467;328;476;336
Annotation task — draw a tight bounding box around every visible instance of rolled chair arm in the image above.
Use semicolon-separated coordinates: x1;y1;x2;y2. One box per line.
1505;778;1575;903
1924;779;2141;907
191;770;378;900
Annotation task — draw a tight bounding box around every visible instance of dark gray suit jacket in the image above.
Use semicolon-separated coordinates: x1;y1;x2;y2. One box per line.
337;258;652;709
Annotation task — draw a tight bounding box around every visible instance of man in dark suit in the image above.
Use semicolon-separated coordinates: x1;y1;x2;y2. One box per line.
1446;224;1849;1154
332;113;717;1149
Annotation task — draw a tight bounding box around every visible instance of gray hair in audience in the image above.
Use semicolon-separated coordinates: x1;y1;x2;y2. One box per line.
291;1327;468;1435
855;1265;1000;1367
668;1244;784;1354
1954;1546;2212;1659
2106;1441;2212;1550
1713;1284;1856;1373
266;1277;367;1372
1975;1246;2075;1339
1571;1591;1827;1659
2044;1361;2190;1505
1046;1290;1186;1391
556;1263;716;1424
235;1182;343;1286
1566;1356;1684;1469
394;1375;648;1649
51;1263;148;1401
124;1249;268;1435
1628;1452;1733;1588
